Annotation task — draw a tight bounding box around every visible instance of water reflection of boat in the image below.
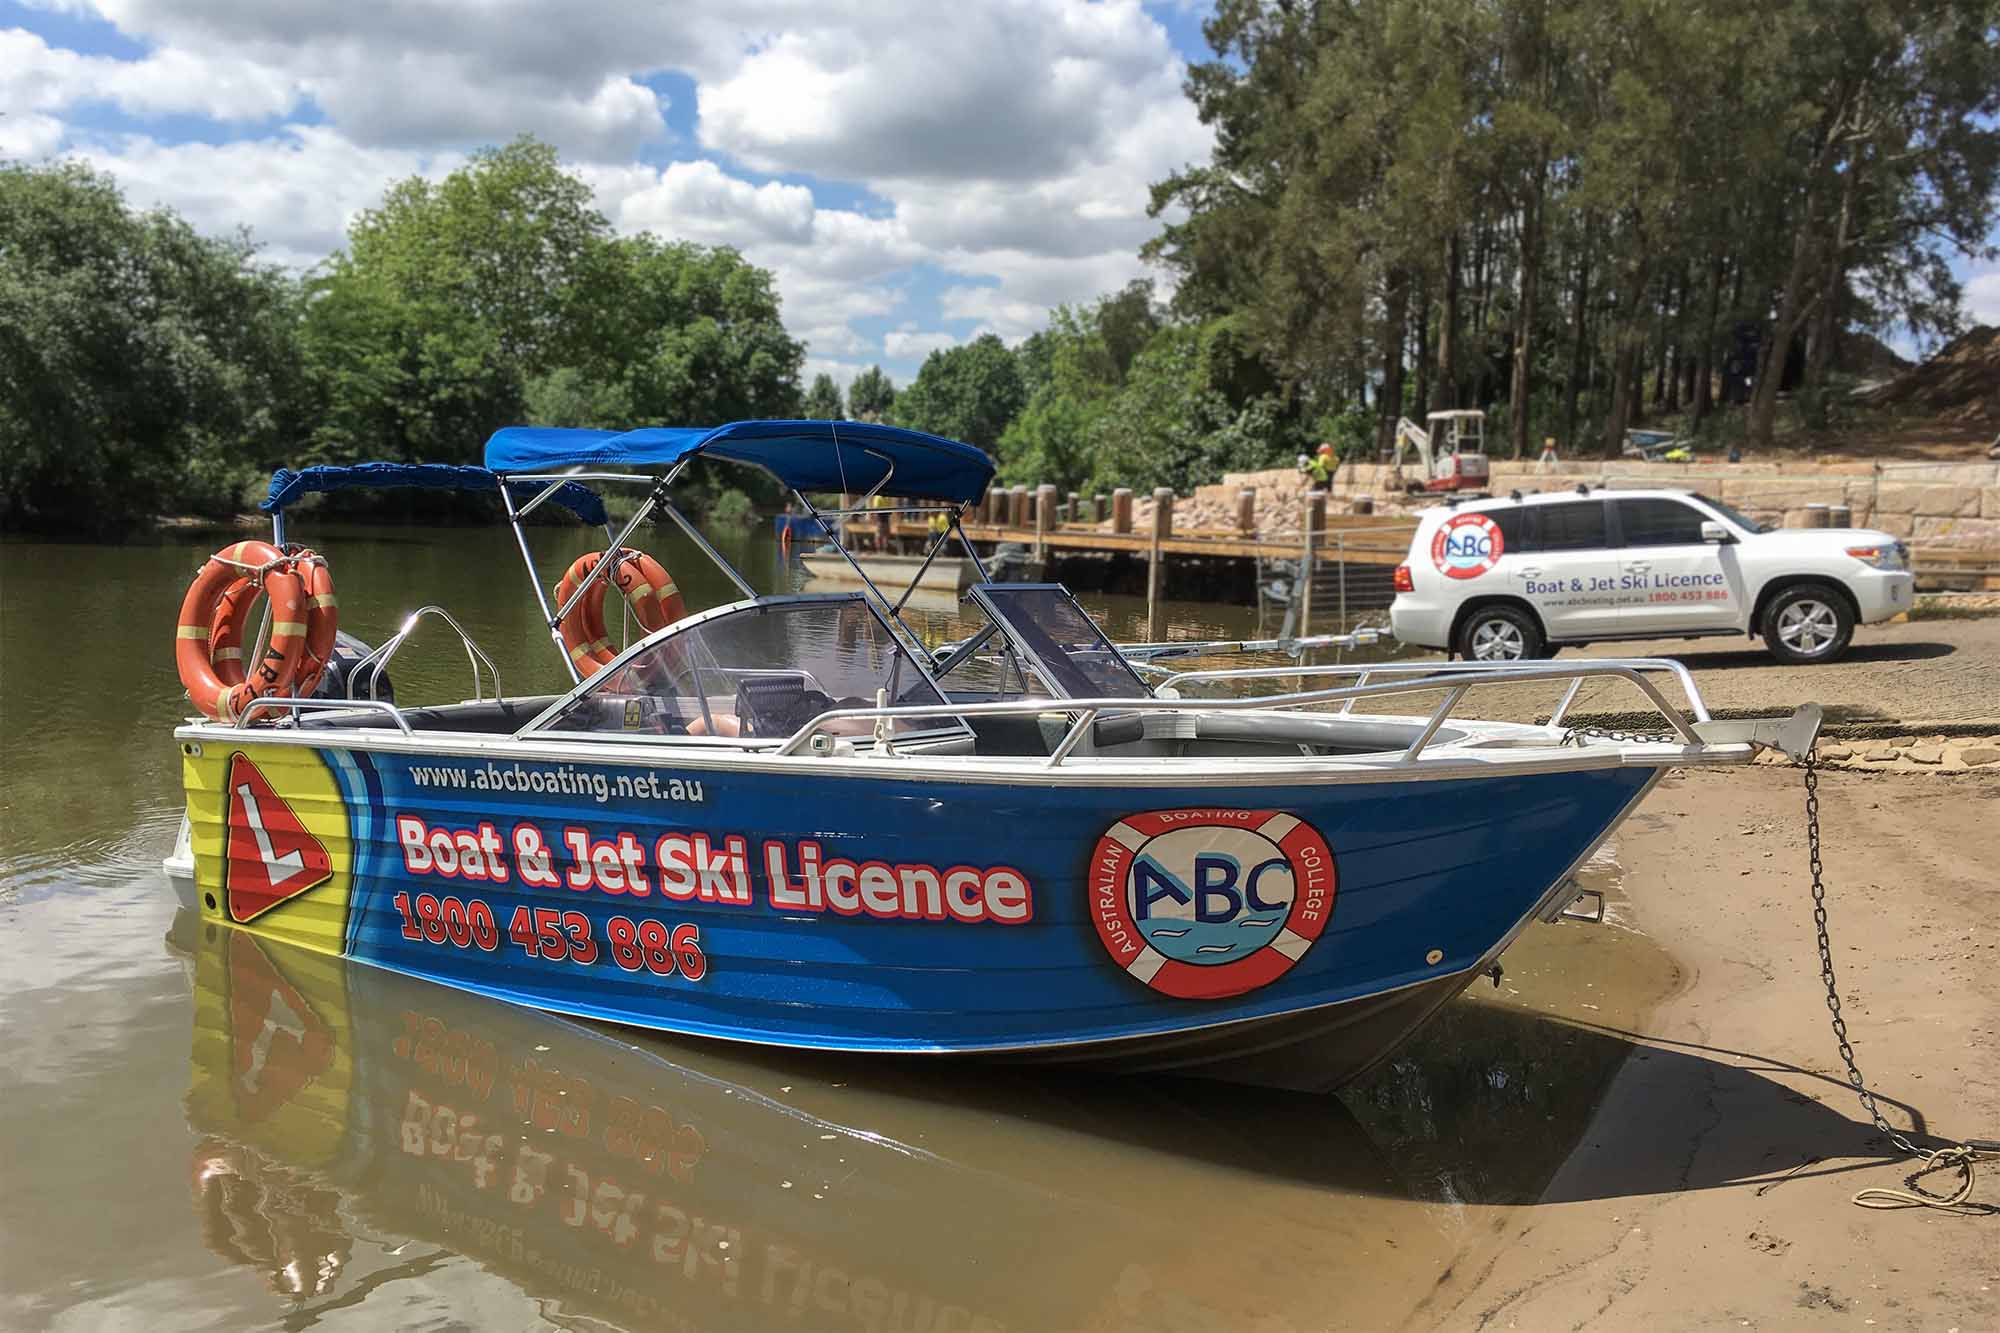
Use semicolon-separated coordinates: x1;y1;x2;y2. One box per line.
171;910;1437;1330
162;420;1820;1087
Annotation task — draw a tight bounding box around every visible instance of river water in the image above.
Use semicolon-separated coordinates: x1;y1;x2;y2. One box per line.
0;522;1675;1332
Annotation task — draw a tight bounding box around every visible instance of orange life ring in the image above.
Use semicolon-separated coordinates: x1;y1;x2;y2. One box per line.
291;551;340;698
207;549;340;699
554;548;686;676
175;541;313;722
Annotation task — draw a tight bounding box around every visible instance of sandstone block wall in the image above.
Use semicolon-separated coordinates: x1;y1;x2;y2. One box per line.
1189;458;2000;547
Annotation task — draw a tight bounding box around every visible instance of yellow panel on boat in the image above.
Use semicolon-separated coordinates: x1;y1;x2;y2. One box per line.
184;742;354;957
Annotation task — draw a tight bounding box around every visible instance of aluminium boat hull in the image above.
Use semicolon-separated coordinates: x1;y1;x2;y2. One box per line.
170;733;1661;1086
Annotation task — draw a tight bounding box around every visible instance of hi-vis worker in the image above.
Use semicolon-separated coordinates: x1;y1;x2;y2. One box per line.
1297;443;1336;490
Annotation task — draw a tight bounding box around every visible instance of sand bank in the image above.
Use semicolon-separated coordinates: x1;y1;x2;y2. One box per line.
1414;765;1999;1330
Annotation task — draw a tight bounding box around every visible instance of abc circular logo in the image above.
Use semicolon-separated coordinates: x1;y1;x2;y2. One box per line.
1089;809;1337;999
1431;512;1504;580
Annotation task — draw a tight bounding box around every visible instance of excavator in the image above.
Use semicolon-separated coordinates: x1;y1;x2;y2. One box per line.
1390;409;1491;493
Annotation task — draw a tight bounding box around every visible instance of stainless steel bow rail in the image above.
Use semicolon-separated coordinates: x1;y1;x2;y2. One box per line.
345;606;504;704
774;658;1726;767
1146;655;1712;729
233;697;415;735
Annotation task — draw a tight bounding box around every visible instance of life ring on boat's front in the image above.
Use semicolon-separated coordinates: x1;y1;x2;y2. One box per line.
208;549;340;700
175;542;338;721
554;548;687;676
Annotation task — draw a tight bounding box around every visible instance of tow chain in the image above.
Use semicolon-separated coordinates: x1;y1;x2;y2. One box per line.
1799;750;1992;1214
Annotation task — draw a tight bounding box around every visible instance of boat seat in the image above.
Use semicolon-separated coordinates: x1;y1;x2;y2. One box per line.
299;696;559;733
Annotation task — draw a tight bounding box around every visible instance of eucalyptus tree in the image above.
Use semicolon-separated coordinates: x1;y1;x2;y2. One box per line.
803;373;845;420
1740;0;2000;443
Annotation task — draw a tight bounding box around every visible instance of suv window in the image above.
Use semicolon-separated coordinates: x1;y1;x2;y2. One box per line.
1617;497;1708;546
1484;505;1530;554
1536;500;1607;551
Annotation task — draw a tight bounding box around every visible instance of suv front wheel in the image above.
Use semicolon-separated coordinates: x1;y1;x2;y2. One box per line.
1761;583;1854;664
1455;604;1547;662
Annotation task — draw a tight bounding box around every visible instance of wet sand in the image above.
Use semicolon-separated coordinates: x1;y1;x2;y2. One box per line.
1422;765;2000;1331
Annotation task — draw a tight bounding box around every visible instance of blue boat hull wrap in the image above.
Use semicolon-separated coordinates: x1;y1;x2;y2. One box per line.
181;741;1656;1061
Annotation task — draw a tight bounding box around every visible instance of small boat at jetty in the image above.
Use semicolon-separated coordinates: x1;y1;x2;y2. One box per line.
162;419;1821;1088
798;548;981;595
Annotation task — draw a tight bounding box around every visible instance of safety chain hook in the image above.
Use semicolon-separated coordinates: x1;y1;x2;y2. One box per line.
1800;749;1992;1213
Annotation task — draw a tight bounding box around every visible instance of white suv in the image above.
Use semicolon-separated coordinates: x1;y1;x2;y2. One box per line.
1389;487;1914;664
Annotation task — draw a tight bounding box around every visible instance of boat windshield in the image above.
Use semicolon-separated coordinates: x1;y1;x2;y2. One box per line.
969;585;1151;700
540;596;958;742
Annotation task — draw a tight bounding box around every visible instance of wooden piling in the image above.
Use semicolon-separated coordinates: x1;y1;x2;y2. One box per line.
1009;485;1030;529
1112;488;1134;535
1298;492;1326;637
1146;488;1174;640
1094;493;1109;523
1035;484;1057;560
1236;487;1257;535
1067;490;1081;524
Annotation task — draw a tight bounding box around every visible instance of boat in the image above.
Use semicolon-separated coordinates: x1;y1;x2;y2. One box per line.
797;548;980;594
162;418;1821;1089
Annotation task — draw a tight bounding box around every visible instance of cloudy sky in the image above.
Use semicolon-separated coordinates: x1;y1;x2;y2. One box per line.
1;0;1222;390
5;0;1994;389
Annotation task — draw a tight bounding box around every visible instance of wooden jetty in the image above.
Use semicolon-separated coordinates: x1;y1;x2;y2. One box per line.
846;486;1417;640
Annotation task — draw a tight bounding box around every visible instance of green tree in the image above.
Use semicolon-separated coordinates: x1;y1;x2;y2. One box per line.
1090;320;1300;494
996;306;1114;490
1737;0;2000;445
341;136;609;380
0;161;304;532
803;372;845;419
890;334;1024;451
303;142;803;468
604;236;803;426
847;365;896;420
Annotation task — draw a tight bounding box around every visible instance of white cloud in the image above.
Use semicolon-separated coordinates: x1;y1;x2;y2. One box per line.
940;285;1055;340
698;2;1179;185
1966;269;2000;326
74;127;454;267
798;323;872;358
0;111;66;159
883;329;959;361
1;26;299;121
590;159;816;247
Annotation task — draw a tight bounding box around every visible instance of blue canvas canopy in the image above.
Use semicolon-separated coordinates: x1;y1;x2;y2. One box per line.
262;463;609;527
484;420;996;505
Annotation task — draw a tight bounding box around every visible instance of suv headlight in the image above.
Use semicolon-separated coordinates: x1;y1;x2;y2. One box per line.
1845;544;1905;571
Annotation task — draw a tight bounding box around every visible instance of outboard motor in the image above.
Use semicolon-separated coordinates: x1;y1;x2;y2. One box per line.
309;630;394;705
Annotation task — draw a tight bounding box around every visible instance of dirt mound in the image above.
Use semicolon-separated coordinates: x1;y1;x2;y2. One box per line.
1837;330;1910;377
1860;324;2000;422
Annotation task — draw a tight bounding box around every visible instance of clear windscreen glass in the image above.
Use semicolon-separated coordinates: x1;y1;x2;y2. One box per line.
970;585;1150;700
544;598;958;741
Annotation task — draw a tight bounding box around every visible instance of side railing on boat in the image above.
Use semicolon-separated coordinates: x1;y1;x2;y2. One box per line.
233;697;415;735
1150;656;1711;730
772;658;1716;768
346;605;504;704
